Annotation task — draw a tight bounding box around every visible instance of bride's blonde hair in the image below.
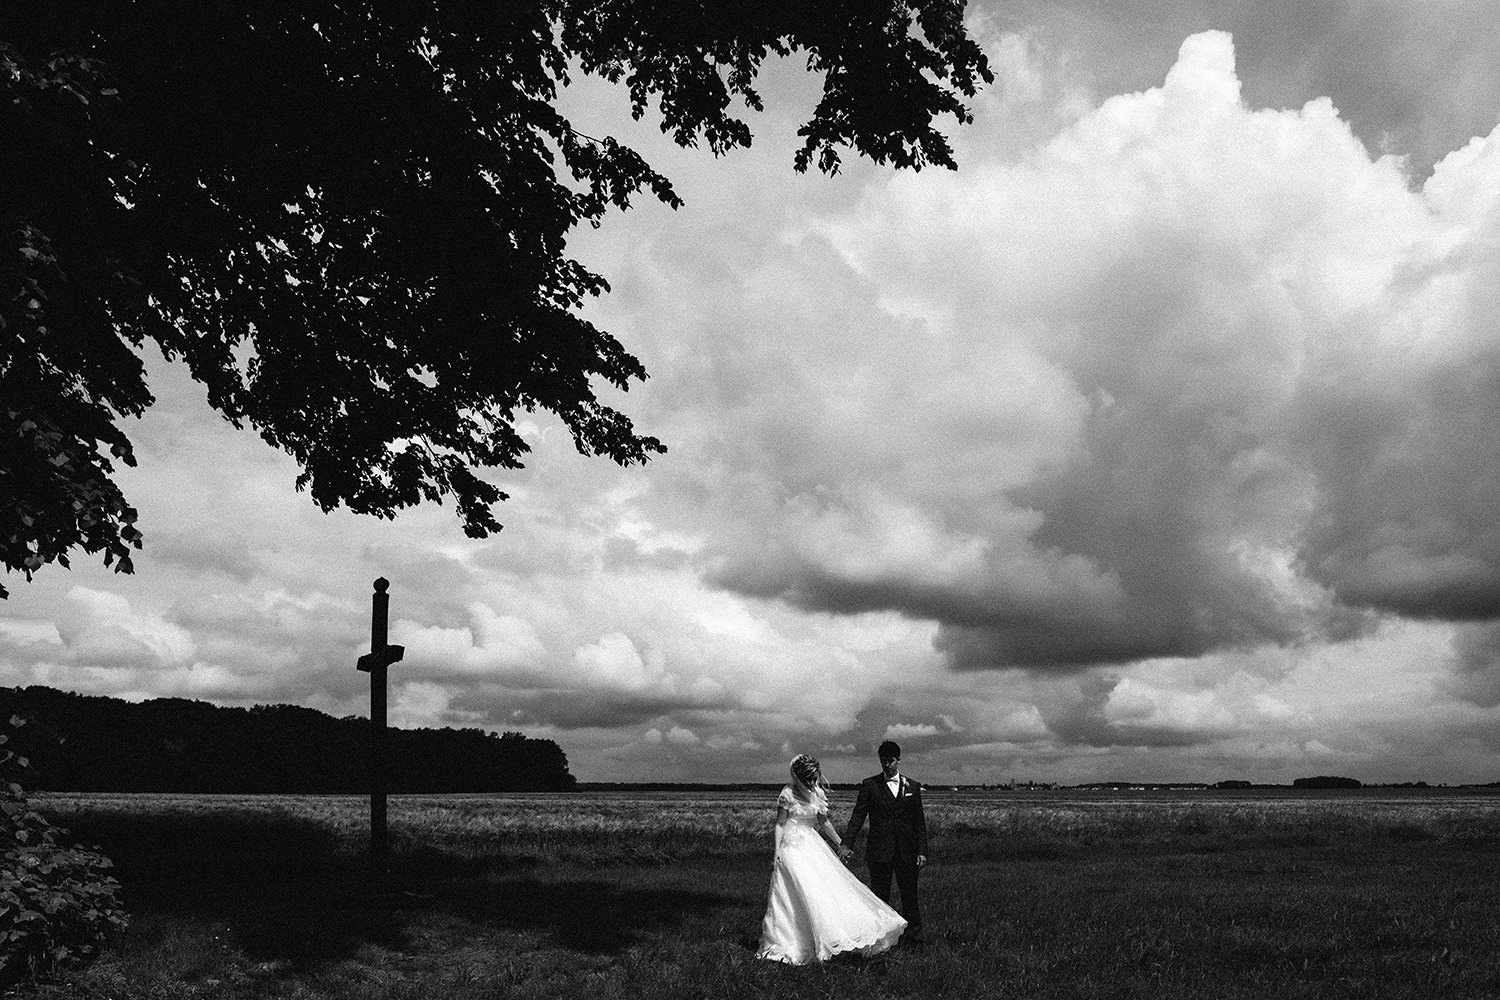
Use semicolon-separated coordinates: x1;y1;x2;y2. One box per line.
789;754;829;795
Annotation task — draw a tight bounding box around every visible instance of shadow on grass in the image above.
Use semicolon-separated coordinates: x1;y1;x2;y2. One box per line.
434;873;736;953
63;809;401;969
60;809;736;970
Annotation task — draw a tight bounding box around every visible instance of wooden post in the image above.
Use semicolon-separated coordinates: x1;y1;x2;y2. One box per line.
357;577;403;875
370;578;388;871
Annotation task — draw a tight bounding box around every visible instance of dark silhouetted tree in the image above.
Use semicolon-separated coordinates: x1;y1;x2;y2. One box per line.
0;2;992;597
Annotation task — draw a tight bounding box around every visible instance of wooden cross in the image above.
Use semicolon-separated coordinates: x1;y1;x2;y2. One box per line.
357;577;404;873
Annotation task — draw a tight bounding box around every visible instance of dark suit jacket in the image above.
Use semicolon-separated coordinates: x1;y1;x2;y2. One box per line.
845;772;927;864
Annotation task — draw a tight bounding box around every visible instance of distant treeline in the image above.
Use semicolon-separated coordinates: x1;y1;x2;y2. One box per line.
0;686;575;793
1076;781;1214;790
1068;777;1470;790
578;782;789;792
1077;778;1369;790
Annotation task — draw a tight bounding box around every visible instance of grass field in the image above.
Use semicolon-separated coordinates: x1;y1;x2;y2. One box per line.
9;788;1500;999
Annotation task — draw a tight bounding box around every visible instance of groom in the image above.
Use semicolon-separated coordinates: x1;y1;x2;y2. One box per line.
842;740;928;943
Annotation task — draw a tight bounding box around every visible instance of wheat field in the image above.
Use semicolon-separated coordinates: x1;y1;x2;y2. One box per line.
35;785;1500;859
17;787;1500;1000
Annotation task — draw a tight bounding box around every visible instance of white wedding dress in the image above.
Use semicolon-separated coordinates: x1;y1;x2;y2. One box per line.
755;785;906;964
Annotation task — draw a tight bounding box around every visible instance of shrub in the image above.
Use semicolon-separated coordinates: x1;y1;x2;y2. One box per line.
1;714;129;984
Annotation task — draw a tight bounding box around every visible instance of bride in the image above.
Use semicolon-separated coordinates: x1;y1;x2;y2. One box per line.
755;754;907;964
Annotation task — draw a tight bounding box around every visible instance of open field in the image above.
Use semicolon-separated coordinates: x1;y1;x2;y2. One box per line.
9;788;1500;999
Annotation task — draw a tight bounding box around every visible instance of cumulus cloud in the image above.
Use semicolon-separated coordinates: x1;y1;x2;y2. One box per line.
0;586;331;704
665;725;701;746
702;32;1500;673
392;606;548;679
1102;678;1239;740
390;681;469;729
55;587;197;669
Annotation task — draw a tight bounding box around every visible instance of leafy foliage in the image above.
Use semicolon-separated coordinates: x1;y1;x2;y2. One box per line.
0;714;128;984
0;2;992;596
0;44;145;599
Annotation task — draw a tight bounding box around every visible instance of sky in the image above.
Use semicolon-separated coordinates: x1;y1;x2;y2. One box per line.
7;0;1500;786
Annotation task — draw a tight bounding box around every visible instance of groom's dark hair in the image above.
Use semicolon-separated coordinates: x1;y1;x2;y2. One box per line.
878;740;901;761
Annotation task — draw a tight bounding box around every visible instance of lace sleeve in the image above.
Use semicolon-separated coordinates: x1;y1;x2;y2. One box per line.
772;786;794;856
776;785;795;811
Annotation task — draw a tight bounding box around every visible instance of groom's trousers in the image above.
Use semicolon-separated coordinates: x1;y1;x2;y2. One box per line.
868;860;921;938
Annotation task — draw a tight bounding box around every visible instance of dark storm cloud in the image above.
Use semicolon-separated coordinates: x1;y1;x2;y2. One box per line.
1291;325;1500;622
1444;623;1500;708
715;552;1356;670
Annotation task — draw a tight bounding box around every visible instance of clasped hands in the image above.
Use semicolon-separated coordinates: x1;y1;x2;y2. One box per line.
835;846;927;868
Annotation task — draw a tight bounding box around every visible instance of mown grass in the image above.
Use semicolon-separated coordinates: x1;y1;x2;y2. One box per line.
8;789;1500;999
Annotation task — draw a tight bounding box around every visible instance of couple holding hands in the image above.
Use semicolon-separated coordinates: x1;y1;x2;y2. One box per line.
756;740;928;965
